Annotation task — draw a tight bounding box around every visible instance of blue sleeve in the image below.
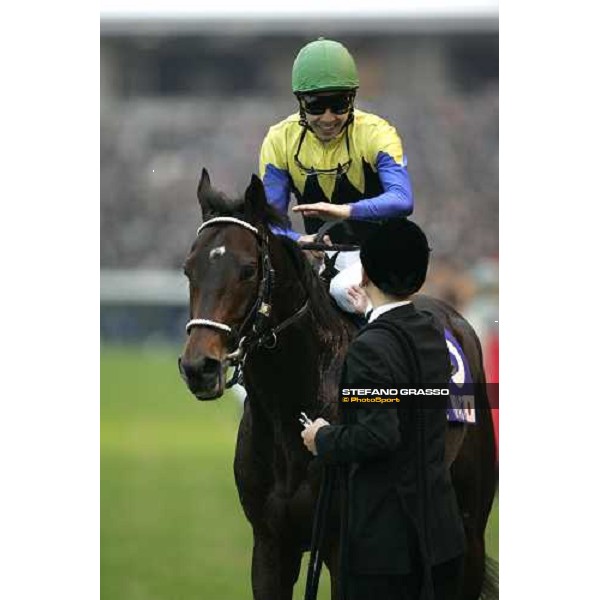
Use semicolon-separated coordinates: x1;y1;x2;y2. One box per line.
349;152;414;220
262;164;301;241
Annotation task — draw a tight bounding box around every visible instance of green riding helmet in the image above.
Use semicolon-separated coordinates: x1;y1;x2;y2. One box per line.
292;38;359;94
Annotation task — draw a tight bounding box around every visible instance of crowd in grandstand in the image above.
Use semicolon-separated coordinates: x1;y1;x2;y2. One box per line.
101;84;498;271
101;31;498;357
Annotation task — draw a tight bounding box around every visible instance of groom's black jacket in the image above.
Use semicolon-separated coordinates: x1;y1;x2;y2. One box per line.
315;303;465;575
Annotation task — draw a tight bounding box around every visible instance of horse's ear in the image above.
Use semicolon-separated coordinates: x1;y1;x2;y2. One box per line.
244;173;268;224
197;168;211;204
197;168;217;219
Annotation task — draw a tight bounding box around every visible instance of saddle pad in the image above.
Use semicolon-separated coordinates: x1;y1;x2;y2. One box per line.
445;329;476;423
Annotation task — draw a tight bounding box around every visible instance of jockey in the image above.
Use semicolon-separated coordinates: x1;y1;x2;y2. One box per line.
259;38;414;313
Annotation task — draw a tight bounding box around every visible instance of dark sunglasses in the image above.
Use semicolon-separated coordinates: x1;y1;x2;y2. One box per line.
301;93;353;116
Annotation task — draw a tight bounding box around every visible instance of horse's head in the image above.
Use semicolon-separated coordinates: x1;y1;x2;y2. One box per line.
178;169;280;400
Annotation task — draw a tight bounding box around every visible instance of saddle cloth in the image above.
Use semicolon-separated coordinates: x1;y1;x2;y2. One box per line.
445;329;476;424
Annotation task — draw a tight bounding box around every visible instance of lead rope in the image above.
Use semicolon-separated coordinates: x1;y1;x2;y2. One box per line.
304;465;335;600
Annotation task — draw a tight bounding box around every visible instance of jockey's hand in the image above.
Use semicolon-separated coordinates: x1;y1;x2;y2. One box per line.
301;418;330;456
293;203;351;221
348;285;370;315
298;234;332;261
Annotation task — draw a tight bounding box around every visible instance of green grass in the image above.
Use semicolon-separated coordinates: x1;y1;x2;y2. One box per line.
101;345;498;599
485;493;499;562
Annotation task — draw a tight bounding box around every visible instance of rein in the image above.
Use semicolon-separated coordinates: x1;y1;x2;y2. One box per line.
299;219;360;252
299;243;359;252
185;216;310;387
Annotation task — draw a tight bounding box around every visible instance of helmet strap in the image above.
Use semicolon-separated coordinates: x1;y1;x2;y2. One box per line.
346;94;356;127
298;103;308;128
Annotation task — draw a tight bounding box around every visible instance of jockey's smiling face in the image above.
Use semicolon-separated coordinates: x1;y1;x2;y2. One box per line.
301;92;352;142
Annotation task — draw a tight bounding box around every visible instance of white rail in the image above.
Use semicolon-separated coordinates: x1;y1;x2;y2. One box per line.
101;269;187;305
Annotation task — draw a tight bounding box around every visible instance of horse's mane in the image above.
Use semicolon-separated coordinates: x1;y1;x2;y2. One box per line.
202;189;285;228
277;236;353;344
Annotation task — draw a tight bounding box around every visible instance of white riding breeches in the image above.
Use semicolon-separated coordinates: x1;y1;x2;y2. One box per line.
325;250;369;314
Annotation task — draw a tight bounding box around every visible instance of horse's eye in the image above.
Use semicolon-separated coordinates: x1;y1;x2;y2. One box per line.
239;265;257;281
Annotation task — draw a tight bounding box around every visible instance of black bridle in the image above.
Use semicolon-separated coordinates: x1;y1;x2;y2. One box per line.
185;216;310;387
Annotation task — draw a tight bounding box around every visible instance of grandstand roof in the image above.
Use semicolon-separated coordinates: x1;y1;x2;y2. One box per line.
101;1;499;35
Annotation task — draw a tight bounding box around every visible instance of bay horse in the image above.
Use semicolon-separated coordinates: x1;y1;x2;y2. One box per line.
178;169;498;600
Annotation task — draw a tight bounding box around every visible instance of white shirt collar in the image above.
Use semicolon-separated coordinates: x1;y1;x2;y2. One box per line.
368;300;412;323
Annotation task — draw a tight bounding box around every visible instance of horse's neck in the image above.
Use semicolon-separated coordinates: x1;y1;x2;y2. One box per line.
244;240;352;417
269;239;349;345
245;305;325;395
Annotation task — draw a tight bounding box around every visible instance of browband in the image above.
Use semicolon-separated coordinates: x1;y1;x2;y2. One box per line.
197;217;259;237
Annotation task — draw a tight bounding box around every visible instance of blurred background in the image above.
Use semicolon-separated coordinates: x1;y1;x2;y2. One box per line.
101;4;498;599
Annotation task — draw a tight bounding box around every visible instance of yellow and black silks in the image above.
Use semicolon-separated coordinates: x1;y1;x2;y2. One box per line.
259;109;414;244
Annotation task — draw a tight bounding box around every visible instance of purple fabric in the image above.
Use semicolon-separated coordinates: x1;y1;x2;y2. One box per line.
445;329;476;424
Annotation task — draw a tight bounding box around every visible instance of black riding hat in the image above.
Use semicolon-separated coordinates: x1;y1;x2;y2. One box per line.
360;218;431;297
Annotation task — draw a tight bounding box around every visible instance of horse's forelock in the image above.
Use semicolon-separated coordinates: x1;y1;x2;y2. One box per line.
202;190;284;231
203;189;245;219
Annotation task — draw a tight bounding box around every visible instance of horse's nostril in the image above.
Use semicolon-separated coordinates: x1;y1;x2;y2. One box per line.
203;357;221;375
179;356;220;382
181;357;202;379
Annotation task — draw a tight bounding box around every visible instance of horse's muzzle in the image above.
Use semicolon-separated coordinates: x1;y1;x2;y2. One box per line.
178;355;225;400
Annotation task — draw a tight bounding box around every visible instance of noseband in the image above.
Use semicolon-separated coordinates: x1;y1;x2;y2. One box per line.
185;216;310;386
